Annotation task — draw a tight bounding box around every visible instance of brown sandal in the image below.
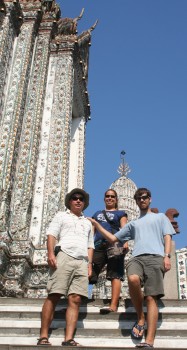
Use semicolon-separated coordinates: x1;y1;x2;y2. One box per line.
37;337;51;346
62;339;82;346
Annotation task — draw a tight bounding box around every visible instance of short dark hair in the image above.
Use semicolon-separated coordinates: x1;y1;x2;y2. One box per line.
134;188;151;201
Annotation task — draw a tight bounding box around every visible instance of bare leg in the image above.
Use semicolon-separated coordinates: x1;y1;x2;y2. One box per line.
110;279;121;311
40;293;61;340
128;274;145;337
145;295;158;345
65;294;81;341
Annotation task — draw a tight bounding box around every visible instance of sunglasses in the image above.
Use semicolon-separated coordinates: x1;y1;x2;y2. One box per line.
136;195;150;201
105;195;116;198
71;196;84;202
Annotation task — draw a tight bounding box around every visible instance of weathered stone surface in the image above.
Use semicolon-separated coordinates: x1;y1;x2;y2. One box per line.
0;0;94;297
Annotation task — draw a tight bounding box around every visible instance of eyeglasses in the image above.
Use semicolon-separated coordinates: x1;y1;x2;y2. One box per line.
71;196;84;202
136;195;150;201
105;195;116;198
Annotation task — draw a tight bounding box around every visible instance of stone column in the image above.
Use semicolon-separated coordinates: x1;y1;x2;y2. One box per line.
0;1;22;121
163;240;178;299
68;116;86;190
0;1;43;297
30;42;75;248
0;1;22;238
9;15;55;242
0;1;42;239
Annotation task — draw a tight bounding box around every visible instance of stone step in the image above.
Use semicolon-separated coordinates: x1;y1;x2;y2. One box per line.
0;326;186;338
1;307;187;320
0;298;186;348
0;347;185;350
0;297;187;306
0;337;187;348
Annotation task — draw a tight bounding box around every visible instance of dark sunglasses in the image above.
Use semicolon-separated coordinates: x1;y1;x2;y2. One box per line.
105;194;116;198
71;196;84;202
136;195;150;201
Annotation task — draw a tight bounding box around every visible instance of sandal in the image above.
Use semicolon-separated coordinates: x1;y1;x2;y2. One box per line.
37;337;51;346
136;342;154;348
100;306;116;314
131;321;145;339
62;339;82;346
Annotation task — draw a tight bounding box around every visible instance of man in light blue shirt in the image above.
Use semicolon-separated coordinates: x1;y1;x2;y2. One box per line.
88;188;175;349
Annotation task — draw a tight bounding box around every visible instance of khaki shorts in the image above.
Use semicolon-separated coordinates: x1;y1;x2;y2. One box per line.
126;254;165;298
47;251;88;298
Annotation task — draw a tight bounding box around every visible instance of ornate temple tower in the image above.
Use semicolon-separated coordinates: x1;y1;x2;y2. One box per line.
110;151;139;221
0;0;96;297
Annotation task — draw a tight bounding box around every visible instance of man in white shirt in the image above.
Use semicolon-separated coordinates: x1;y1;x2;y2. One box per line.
37;188;94;346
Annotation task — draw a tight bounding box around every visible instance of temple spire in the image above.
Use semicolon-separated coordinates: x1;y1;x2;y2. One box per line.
117;150;131;178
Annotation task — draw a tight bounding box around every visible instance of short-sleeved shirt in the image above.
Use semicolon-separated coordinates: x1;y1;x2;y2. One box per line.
93;210;127;243
46;210;94;260
115;212;175;257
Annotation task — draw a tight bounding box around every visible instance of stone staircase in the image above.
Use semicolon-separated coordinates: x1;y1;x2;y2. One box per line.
0;298;186;349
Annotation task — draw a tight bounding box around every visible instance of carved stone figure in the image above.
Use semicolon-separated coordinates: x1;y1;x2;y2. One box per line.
151;208;180;233
165;208;180;233
42;0;60;18
57;8;84;36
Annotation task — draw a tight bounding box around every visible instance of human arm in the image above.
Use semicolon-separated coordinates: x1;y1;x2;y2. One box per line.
87;217;118;243
120;215;129;250
164;234;172;272
47;235;57;269
87;247;94;277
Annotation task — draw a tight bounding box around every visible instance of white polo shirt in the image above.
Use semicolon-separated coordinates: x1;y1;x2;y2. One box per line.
46;210;94;260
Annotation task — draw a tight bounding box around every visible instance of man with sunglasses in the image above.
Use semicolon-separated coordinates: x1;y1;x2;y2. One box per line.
88;188;175;348
37;188;94;346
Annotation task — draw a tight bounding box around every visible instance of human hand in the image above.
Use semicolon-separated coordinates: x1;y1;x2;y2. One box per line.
123;241;129;254
48;252;57;269
88;263;92;277
87;217;97;226
164;256;171;272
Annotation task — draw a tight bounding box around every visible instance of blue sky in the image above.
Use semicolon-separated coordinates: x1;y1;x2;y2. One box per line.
58;0;187;250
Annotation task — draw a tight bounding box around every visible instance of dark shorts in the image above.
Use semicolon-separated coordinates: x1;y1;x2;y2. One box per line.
126;254;165;298
89;247;125;284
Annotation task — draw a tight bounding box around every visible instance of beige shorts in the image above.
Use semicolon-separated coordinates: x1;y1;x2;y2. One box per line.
47;250;88;298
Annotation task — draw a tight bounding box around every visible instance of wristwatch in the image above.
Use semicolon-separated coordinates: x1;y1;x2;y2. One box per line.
165;253;171;258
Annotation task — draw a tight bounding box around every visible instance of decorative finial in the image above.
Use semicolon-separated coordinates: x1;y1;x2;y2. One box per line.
76;8;84;21
89;19;99;32
117;150;131;177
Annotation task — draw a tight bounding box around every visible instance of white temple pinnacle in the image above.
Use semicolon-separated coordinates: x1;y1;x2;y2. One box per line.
117;150;131;178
